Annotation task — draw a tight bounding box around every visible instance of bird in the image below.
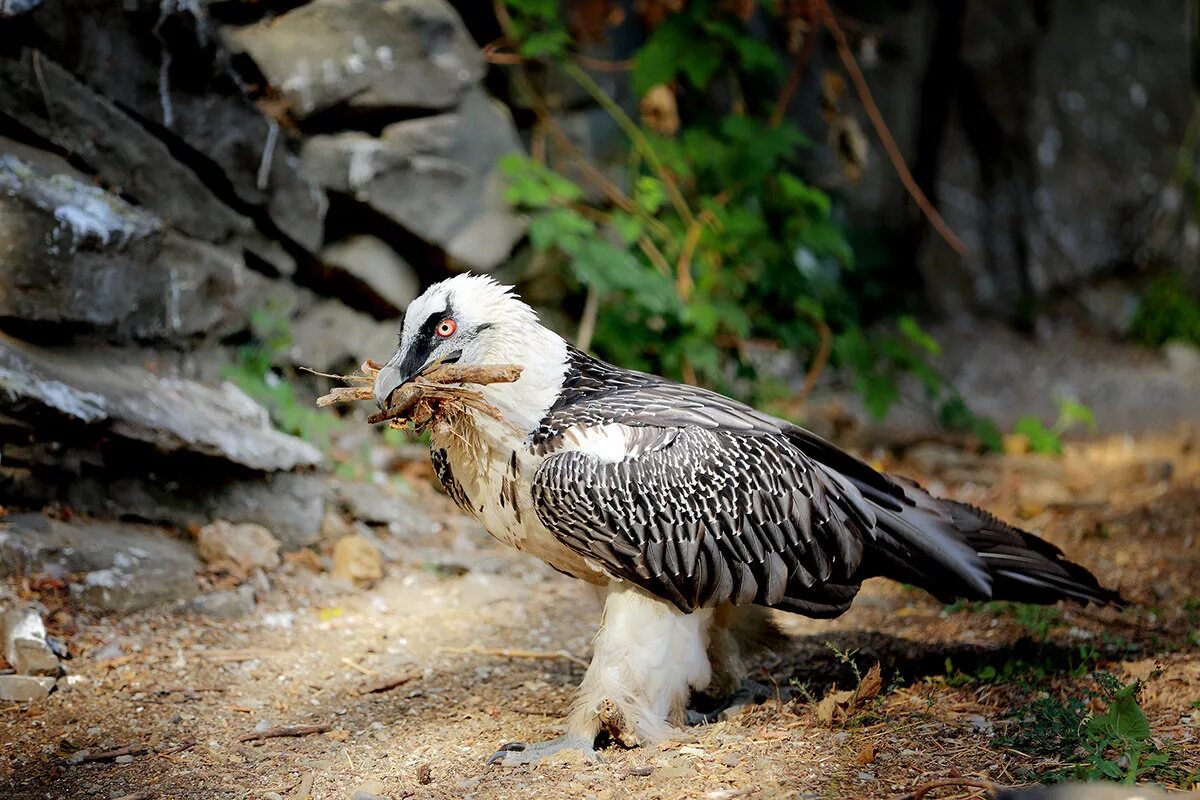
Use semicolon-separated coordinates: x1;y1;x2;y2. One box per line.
371;273;1122;766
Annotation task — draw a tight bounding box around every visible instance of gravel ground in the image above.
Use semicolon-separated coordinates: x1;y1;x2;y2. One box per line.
2;430;1198;800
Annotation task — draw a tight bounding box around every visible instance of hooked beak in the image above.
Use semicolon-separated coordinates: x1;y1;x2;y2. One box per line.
372;361;409;410
372;349;463;410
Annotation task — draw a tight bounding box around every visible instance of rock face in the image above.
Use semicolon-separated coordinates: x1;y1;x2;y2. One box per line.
303;89;526;271
0;335;323;472
226;0;484;119
0;515;200;613
320;236;421;316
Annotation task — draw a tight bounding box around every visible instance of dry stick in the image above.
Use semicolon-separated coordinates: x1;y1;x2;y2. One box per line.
770;14;819;128
576;287;600;351
237;724;332;743
817;0;965;255
358;673;419;696
790;307;833;409
887;778;997;800
69;745;150;764
440;644;589;669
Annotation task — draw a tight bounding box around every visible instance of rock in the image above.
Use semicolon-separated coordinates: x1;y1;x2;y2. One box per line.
321;509;356;542
24;0;327;251
331;535;383;585
918;0;1195;315
302;88;526;271
0;49;251;242
226;0;483;119
329;480;425;528
196;521;281;570
349;779;389;800
0;675;56;702
288;300;400;373
0;150;268;343
0;0;42;16
320;236;420;316
0;515;200;613
1;605;59;675
187;585;256;620
0;334;324;472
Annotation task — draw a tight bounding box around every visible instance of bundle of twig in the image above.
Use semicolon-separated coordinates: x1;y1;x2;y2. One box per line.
311;360;523;433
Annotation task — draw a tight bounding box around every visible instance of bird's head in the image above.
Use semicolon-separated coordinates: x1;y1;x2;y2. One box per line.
373;274;567;432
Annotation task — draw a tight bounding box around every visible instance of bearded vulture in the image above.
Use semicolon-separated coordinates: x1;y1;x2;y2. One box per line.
372;274;1121;765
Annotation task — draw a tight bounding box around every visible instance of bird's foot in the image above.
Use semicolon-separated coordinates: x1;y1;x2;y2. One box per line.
486;734;600;767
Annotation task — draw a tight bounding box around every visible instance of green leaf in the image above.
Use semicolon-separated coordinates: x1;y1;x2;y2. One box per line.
634;176;667;215
1015;415;1064;454
897;316;941;356
1055;398;1097;432
632;23;687;96
609;212;643;245
519;29;570;58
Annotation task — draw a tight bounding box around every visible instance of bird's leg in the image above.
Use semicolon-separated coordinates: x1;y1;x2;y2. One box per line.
489;586;713;766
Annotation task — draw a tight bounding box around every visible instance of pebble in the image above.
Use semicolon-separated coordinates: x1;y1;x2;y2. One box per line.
331;535;383;585
856;771;875;781
196;521;281;570
187;585;256;619
115;754;133;764
0;674;56;702
1;605;60;675
263;793;284;800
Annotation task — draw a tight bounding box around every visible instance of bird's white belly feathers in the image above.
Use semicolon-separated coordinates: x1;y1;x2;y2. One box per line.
430;412;606;584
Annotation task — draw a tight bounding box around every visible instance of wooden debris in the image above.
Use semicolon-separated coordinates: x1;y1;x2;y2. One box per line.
357;672;418;696
815;662;882;726
311;359;523;434
237;724;332;743
64;744;149;765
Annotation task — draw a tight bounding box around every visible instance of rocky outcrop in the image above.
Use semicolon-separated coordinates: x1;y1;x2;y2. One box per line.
0;0;522;606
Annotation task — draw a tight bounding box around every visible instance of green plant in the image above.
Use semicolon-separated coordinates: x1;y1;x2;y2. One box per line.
1014;398;1097;455
993;671;1173;784
497;0;998;437
1129;277;1200;348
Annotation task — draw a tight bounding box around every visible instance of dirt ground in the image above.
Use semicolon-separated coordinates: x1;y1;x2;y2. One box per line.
2;429;1199;800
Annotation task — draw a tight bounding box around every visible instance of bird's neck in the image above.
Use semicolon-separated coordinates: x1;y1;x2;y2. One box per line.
477;325;569;436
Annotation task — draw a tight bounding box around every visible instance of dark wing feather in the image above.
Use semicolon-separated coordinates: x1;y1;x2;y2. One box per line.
531;426;871;616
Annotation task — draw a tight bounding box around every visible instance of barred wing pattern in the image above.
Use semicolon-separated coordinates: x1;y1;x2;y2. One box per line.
532;425;878;616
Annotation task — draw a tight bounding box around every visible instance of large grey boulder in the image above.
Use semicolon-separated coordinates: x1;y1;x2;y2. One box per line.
0;49;251;243
0;335;323;472
0;149;265;343
22;0;327;252
288;300;400;373
225;0;484;119
320;235;421;315
0;515;200;613
303;89;526;270
919;0;1196;314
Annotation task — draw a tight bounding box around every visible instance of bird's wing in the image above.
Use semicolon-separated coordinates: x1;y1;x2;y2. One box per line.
528;349;997;614
530;418;882;616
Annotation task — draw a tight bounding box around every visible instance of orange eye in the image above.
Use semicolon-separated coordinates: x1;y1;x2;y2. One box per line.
435;319;457;337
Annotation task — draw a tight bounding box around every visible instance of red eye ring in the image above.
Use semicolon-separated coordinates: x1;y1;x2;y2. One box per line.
435;319;457;338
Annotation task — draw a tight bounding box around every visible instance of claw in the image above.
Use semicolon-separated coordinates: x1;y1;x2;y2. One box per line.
486;734;600;767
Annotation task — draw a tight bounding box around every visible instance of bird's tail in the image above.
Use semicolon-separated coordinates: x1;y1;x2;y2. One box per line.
859;476;1123;607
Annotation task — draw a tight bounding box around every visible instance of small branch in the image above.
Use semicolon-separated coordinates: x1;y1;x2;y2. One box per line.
440;644;589;669
792;308;833;408
817;0;965;256
770;17;818;127
65;745;149;765
576;287;600;351
357;673;419;696
887;778;997;800
237;724;331;743
560;61;697;228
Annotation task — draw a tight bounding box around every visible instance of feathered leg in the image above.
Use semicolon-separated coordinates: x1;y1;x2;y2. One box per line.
489;585;713;765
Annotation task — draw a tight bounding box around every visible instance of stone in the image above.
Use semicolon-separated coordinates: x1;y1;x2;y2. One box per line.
0;675;56;702
24;0;327;251
0;334;324;472
226;0;483;119
187;585;256;620
918;0;1195;316
331;535;383;585
1;605;59;675
302;89;526;271
0;150;267;343
0;515;200;613
0;50;251;242
349;779;388;800
320;236;421;315
0;0;42;16
328;480;426;528
196;521;281;570
289;300;400;373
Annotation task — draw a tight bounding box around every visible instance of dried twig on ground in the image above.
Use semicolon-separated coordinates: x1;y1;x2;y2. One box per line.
65;744;149;764
440;644;589;669
357;673;419;696
237;724;332;743
887;778;997;800
311;360;523;434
